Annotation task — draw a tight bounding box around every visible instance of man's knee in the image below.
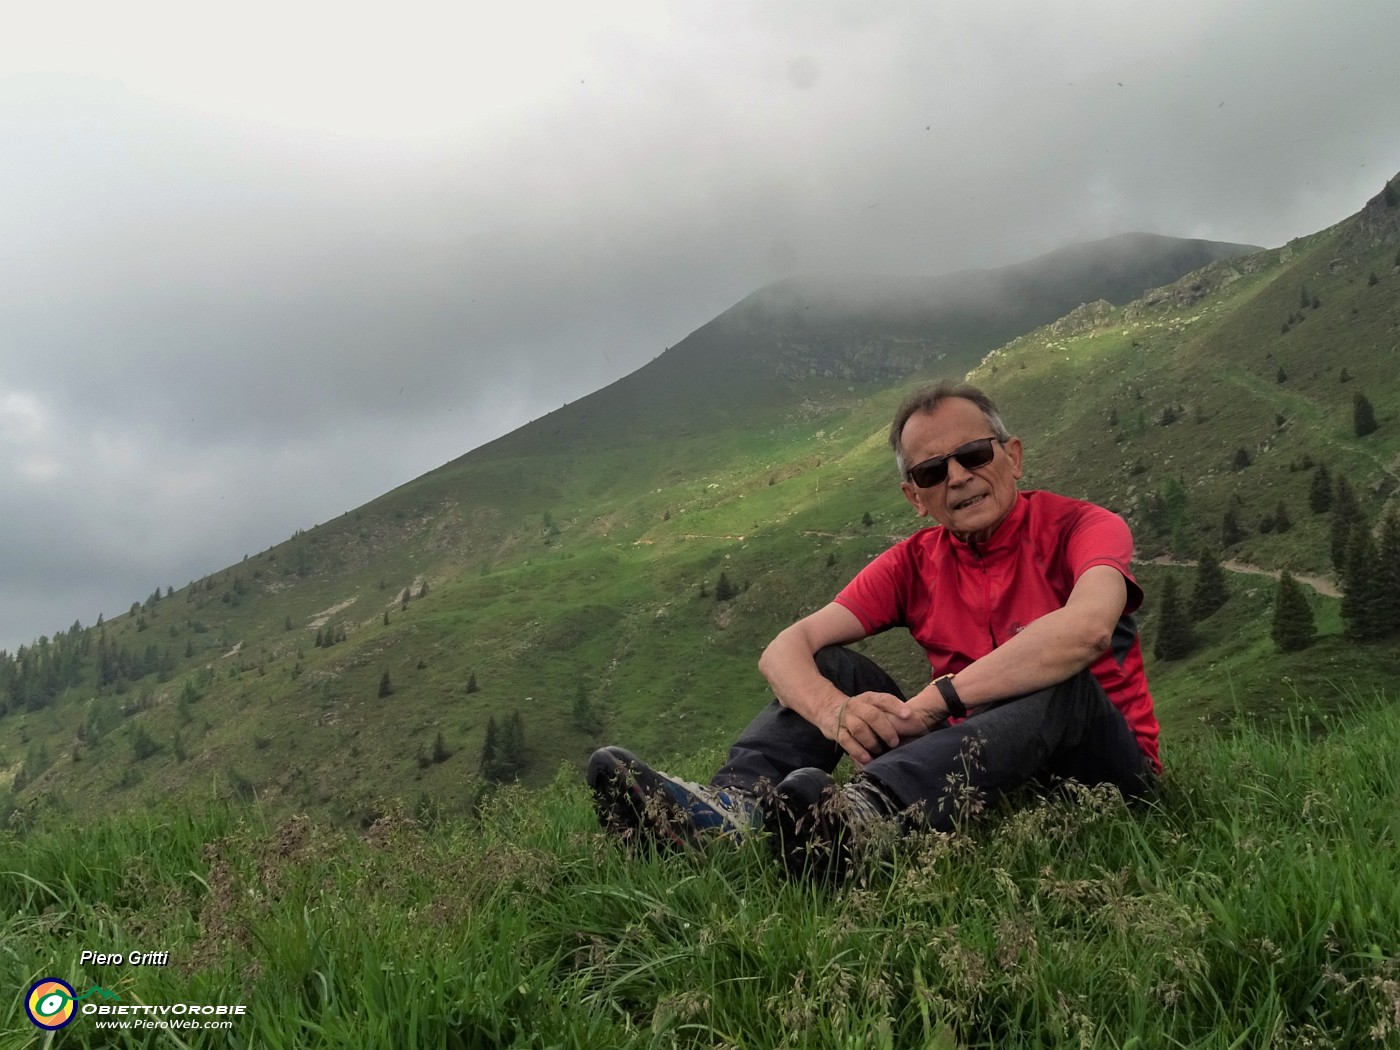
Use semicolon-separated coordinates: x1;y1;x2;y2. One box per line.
812;645;855;680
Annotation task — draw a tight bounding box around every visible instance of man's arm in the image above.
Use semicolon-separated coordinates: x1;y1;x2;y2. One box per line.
903;564;1128;728
757;602;908;767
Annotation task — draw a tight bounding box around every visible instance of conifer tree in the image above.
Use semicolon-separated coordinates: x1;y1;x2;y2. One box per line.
479;716;500;779
378;669;394;697
1153;576;1195;661
1271;571;1316;652
1377;511;1400;638
714;572;737;602
1354;392;1379;437
431;731;451;764
1331;475;1363;573
1221;507;1245;548
1189;548;1229;621
502;712;526;775
571;684;603;735
1272;499;1291;533
1341;528;1385;641
1308;462;1332;514
466;672;480;694
481;713;526;782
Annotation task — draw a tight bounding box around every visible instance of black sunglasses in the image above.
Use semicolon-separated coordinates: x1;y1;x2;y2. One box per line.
905;436;1002;488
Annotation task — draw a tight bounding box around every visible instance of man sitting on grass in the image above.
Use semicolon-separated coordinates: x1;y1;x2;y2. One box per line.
588;380;1161;880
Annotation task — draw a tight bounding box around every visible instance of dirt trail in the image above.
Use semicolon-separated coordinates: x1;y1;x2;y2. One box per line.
1139;555;1340;598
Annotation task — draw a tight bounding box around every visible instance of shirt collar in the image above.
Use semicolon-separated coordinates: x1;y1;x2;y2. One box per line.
948;490;1029;559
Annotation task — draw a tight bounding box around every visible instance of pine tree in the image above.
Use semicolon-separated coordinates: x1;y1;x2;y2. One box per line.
1189;548;1229;621
1153;576;1195;661
1308;462;1332;513
861;511;874;527
502;713;526;775
1341;528;1385;642
571;684;602;735
479;717;501;779
1271;571;1316;652
378;670;394;697
1272;500;1291;533
431;731;451;764
1221;507;1245;548
1354;392;1379;437
481;713;526;782
1231;448;1251;471
1331;475;1363;573
1377;511;1400;637
466;672;480;694
714;572;737;602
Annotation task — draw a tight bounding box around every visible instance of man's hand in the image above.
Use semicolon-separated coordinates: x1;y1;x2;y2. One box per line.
824;691;911;767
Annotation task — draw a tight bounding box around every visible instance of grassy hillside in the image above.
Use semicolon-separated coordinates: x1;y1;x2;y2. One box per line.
3;182;1398;831
4;686;1399;1047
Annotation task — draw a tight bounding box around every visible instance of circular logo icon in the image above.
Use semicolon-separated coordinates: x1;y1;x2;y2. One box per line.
26;978;77;1030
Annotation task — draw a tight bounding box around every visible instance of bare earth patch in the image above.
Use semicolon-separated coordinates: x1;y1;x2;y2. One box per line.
309;597;358;629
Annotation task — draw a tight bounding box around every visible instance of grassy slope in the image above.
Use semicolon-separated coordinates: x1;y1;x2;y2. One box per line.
3;194;1397;829
4;689;1399;1048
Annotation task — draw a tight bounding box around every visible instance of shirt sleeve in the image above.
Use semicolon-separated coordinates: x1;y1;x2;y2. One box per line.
833;541;912;635
1065;505;1144;614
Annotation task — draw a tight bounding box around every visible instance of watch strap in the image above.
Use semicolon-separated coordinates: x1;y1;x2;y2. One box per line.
935;673;967;719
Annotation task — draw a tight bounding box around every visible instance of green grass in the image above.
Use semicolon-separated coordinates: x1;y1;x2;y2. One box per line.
4;688;1400;1048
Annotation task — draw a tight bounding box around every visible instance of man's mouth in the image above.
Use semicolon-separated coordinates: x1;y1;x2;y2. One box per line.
952;494;986;512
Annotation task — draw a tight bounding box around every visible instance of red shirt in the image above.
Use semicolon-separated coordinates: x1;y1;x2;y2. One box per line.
834;490;1161;772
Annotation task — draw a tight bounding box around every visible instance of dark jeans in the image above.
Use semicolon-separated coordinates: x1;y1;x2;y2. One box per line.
712;646;1150;832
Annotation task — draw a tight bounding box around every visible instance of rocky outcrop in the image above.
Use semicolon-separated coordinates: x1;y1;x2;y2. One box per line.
1123;260;1245;320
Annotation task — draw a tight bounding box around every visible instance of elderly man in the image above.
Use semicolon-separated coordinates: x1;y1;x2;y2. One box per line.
589;380;1160;879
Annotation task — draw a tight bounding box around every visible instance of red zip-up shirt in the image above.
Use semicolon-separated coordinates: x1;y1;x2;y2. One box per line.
834;490;1161;772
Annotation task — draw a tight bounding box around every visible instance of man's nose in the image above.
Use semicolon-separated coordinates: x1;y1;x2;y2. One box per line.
944;456;974;485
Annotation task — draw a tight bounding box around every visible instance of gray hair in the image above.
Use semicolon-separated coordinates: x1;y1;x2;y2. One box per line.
888;380;1012;478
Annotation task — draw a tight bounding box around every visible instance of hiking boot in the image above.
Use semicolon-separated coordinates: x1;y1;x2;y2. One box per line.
764;768;895;882
587;746;759;849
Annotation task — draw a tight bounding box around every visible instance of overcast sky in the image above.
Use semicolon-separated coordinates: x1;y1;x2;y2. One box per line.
3;1;1399;652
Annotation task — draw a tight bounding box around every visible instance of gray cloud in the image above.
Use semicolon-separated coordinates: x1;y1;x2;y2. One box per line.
3;0;1400;649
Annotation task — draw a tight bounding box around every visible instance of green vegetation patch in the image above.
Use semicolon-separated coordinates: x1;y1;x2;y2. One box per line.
4;691;1399;1048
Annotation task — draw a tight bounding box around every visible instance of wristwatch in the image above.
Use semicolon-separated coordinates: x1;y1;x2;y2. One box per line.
934;673;967;719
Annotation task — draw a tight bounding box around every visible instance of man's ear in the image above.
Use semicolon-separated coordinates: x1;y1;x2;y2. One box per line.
1005;437;1024;480
900;481;928;516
